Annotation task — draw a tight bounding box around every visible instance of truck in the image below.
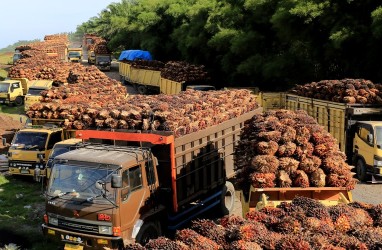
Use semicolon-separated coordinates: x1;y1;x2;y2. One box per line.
259;92;382;183
159;78;215;95
24;80;54;111
0;78;31;106
7;119;75;179
118;50;216;95
67;48;83;63
12;52;22;64
41;108;262;249
95;53;111;71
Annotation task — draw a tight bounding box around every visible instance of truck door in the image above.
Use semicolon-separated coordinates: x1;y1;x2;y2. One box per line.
354;124;374;168
119;164;148;239
10;82;22;96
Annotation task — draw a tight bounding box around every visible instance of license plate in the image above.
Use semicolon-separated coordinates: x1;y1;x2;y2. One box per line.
20;170;30;174
64;243;83;250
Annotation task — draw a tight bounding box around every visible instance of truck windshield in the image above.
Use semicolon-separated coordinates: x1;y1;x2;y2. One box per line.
12;132;48;150
69;52;81;57
0;83;10;93
49;146;71;159
376;126;382;146
97;56;110;62
48;164;116;201
27;88;45;96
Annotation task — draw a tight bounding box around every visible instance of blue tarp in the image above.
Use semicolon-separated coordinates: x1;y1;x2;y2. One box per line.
118;50;152;61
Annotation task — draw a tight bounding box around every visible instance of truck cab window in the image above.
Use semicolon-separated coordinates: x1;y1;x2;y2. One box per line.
358;126;373;144
47;132;62;149
145;160;156;185
121;165;142;201
376;126;382;147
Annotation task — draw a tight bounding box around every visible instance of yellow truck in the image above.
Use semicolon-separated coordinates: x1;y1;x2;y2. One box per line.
119;63;216;95
24;80;54;111
67;48;82;62
119;61;161;94
7;119;75;179
0;78;31;106
260;92;382;183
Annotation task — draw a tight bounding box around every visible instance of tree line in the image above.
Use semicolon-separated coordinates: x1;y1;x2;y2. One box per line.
75;0;382;91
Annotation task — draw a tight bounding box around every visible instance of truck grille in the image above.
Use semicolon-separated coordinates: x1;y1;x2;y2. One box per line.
58;218;99;234
9;160;37;168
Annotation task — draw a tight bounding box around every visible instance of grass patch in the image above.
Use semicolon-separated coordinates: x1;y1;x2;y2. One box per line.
0;52;13;65
0;105;27;126
0;69;7;81
0;175;56;249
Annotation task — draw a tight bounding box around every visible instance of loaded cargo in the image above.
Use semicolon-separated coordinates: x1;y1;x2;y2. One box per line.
260;86;382;183
234;109;357;215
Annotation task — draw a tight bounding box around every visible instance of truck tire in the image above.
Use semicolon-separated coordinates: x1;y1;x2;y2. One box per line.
135;221;161;246
14;96;24;106
356;159;368;182
219;181;235;216
137;85;148;95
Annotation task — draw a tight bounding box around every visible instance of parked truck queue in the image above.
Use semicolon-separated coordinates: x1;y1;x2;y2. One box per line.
2;33;382;250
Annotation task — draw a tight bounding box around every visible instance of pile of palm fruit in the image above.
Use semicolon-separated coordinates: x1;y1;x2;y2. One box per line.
126;197;382;249
234;109;358;191
289;78;382;104
161;60;210;82
26;89;258;137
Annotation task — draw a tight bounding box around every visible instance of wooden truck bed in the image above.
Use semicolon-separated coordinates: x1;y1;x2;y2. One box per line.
74;107;262;213
242;186;352;215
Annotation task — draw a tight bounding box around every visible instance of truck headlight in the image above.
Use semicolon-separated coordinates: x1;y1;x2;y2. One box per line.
99;226;112;235
374;156;382;167
49;217;58;226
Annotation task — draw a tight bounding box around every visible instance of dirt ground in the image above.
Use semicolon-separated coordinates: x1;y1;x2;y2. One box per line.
0;114;24;153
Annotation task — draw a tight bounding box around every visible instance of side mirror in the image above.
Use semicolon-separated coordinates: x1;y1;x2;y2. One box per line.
2;138;6;146
367;134;374;144
111;174;122;188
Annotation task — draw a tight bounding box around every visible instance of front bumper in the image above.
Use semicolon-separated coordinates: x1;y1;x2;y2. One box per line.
0;98;10;104
42;224;124;250
9;161;46;177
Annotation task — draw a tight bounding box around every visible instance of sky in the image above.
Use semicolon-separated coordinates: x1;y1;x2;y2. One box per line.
0;0;118;49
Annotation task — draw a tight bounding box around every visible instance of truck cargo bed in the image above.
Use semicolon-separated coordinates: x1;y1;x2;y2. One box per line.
75;107;262;212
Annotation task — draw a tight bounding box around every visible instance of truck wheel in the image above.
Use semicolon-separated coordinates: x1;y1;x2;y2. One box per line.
137;85;148;95
356;159;368;182
135;222;161;246
14;96;24;106
219;181;235;216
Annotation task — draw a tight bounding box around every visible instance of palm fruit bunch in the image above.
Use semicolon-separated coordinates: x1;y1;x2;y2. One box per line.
190;219;227;248
289;78;382;104
145;237;189;250
234;109;358;191
174;229;222;249
135;198;382;249
230;240;262;250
